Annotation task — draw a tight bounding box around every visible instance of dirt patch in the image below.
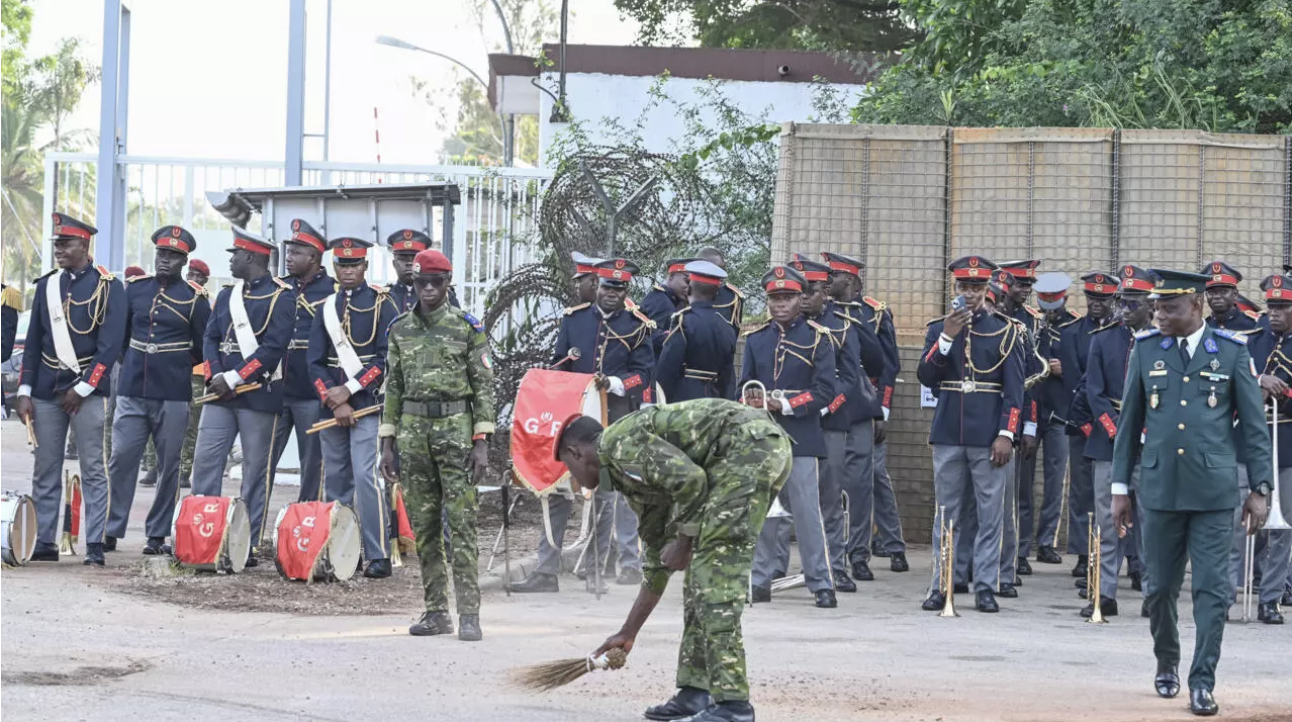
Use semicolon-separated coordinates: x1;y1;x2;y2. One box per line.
3;660;152;687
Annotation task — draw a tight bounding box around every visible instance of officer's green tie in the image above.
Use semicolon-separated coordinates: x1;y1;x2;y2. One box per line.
1179;337;1190;366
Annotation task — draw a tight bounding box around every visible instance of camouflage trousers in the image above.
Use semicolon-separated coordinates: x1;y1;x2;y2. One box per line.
676;430;792;703
399;410;480;615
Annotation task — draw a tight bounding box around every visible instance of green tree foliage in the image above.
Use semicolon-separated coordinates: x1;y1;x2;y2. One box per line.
435;78;540;166
613;0;921;52
854;0;1292;133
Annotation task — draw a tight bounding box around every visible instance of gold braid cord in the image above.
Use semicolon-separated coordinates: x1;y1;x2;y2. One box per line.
64;277;111;335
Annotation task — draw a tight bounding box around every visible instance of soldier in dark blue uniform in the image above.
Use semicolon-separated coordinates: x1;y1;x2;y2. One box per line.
743;265;838;609
309;237;400;578
918;256;1025;614
654;260;737;402
386;229;460;312
17;213;126;565
1244;273;1292;624
697;246;744;330
1054;270;1120;578
105;226;211;555
1082;265;1158;619
1201;261;1262;334
509;258;654;593
821;251;908;572
267;219;335;503
640;257;693;357
191;227;296;559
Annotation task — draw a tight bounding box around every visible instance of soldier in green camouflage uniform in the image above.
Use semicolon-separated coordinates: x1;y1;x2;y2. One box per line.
558;398;792;722
379;249;495;643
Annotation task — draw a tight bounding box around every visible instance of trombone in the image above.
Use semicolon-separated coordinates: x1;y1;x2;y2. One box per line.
1241;398;1291;621
937;505;958;617
1086;511;1107;624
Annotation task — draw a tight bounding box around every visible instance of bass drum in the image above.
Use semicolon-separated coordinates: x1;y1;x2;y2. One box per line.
272;503;362;582
1;493;37;566
171;496;250;574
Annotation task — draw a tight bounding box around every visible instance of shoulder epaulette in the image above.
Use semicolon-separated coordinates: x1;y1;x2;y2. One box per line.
278;274;293;284
836;299;860;308
832;310;854;325
652;283;667;294
862;296;885;311
624;298;639;311
1057;312;1085;329
564;302;591;315
461;310;484;333
740;320;770;337
35;269;58;282
125;274;152;283
272;277;292;290
95;265;114;281
807;319;830;334
1133;328;1162;341
1243;310;1263;321
925;317;943;327
727;284;745;298
630;307;656;328
1214;329;1248;345
0;285;21;311
1089;322;1119;336
187;280;208;296
1025;306;1044;319
371;284;387;294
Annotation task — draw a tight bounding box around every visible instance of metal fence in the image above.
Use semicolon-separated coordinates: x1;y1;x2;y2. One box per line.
40;152;553;319
772;124;1292;541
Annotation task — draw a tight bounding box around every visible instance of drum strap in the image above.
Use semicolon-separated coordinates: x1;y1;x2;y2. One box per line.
321;293;365;381
46;272;81;373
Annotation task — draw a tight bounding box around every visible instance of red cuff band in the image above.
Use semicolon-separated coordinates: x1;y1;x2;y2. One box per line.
1081;423;1093;438
788;392;813;408
623;374;642;390
1007;407;1020;434
314;378;328;401
87;363;106;388
1099;413;1117;438
203;361;212;381
828;394;846;413
359;366;382;387
472;433;487;442
238;358;262;380
882;386;893;409
1030;400;1038;423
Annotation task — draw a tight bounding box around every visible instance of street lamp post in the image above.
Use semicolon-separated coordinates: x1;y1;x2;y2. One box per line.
376;35;513;166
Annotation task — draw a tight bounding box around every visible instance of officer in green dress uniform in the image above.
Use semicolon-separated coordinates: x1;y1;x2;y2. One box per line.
1112;269;1271;716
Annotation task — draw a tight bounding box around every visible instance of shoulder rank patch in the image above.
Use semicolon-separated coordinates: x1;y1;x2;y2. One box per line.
1134;328;1162;341
863;296;885;311
564;301;591;316
461;311;484;333
631;307;656;328
95;264;115;281
624;298;639;311
187;280;208;296
1213;329;1247;345
272;276;292;290
125;274;153;283
807;319;830;334
1243;310;1263;321
727;284;745;298
1025;306;1044;318
740;320;771;337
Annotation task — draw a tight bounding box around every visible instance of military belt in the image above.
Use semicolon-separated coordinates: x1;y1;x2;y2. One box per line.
288;339;310;350
129;339;190;354
682;368;718;381
42;352;94;370
403;400;468;418
939;381;1002;394
219;341;242;355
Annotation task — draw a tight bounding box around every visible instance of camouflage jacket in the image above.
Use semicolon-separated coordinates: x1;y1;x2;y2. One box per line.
378;301;496;438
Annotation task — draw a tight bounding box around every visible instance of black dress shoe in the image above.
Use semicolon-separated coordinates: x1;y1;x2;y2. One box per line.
1017;557;1033;575
142;537;171;556
1282;590;1292;606
1078;587;1089;600
1080;596;1119;618
644;686;712;721
179;475;191;489
872;541;890;558
683;701;754;722
140;469;157;488
617;567;643;585
997;583;1018;598
1071;554;1088;577
1130;571;1142;592
953;582;969;595
1142;599;1151;618
751;586;771;604
458;614;482;641
815;589;837;608
409;610;454;636
1258;601;1284;624
508;572;559;593
851;559;874;581
1037;545;1062;564
245;554;259;568
1189;688;1218;716
833;572;857;593
889;552;909;573
975;589;999;613
922;591;946;611
1074;577;1088;590
364;558;392;578
1013;575;1023;587
103;536;118;552
83;542;105;567
1154;662;1180;698
30;543;59;562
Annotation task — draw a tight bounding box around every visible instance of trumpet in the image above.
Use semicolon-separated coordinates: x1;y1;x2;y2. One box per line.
1242;399;1290;621
741;379;769;409
937;505;959;618
1086;511;1107;624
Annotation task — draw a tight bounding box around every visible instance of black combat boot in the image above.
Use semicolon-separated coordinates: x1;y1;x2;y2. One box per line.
409;610;454;636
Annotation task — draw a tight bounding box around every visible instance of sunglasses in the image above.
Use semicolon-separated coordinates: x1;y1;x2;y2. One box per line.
414;274;452;289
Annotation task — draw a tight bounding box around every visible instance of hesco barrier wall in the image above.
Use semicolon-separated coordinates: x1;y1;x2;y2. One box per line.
772;124;1292;544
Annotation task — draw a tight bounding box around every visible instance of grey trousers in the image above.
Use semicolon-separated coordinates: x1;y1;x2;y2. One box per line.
1257;468;1292;604
1019;422;1068;555
1092;459;1151;600
321;414;389;561
269;397;324;503
31;396;110;546
191;404;277;548
1068;436;1093;555
871;441;906;553
819;428;850;576
931;444;1006;595
534;488;641;576
1000;455;1019;582
752;457;833;593
106;396;190;540
839;420;876;563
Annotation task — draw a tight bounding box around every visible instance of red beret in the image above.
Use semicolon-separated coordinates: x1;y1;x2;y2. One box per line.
125;265;146;278
188;259;210;276
414;249;452;274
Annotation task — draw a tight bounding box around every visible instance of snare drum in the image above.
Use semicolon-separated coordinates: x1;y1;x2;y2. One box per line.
172;496;251;574
273;502;361;582
1;493;37;566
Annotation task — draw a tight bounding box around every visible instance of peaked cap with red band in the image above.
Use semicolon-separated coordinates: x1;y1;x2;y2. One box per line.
1118;264;1157;294
570;251;604;279
763;265;807;294
151;225;196;255
788;256;831;282
414;249;453;275
999;259;1041;280
386;228;431;254
50;213;97;241
948;255;998;283
1080;270;1120;296
228;226;275;256
285;218;327;253
684;259;727;286
821;251;865;277
1260;274;1292;304
1033;272;1071;311
596;258;640;287
664;257;699;276
1199;260;1241;288
328;236;372;264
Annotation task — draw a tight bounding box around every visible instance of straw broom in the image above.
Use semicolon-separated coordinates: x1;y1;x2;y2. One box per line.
512;647;628;692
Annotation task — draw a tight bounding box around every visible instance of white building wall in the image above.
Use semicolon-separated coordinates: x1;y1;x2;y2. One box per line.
538;72;868;166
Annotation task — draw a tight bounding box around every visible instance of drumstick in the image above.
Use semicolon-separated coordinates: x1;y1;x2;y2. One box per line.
306;404;384;435
194;382;262;405
25;419;37;448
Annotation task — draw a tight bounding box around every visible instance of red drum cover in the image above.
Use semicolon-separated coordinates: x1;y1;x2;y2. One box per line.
510;369;598;494
174;496;230;566
276;501;335;581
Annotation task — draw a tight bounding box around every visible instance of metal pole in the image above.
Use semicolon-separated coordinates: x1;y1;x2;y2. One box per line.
94;0;127;271
285;0;307;187
322;0;333;184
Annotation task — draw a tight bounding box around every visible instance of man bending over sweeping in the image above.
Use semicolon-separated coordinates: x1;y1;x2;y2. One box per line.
555;397;793;722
